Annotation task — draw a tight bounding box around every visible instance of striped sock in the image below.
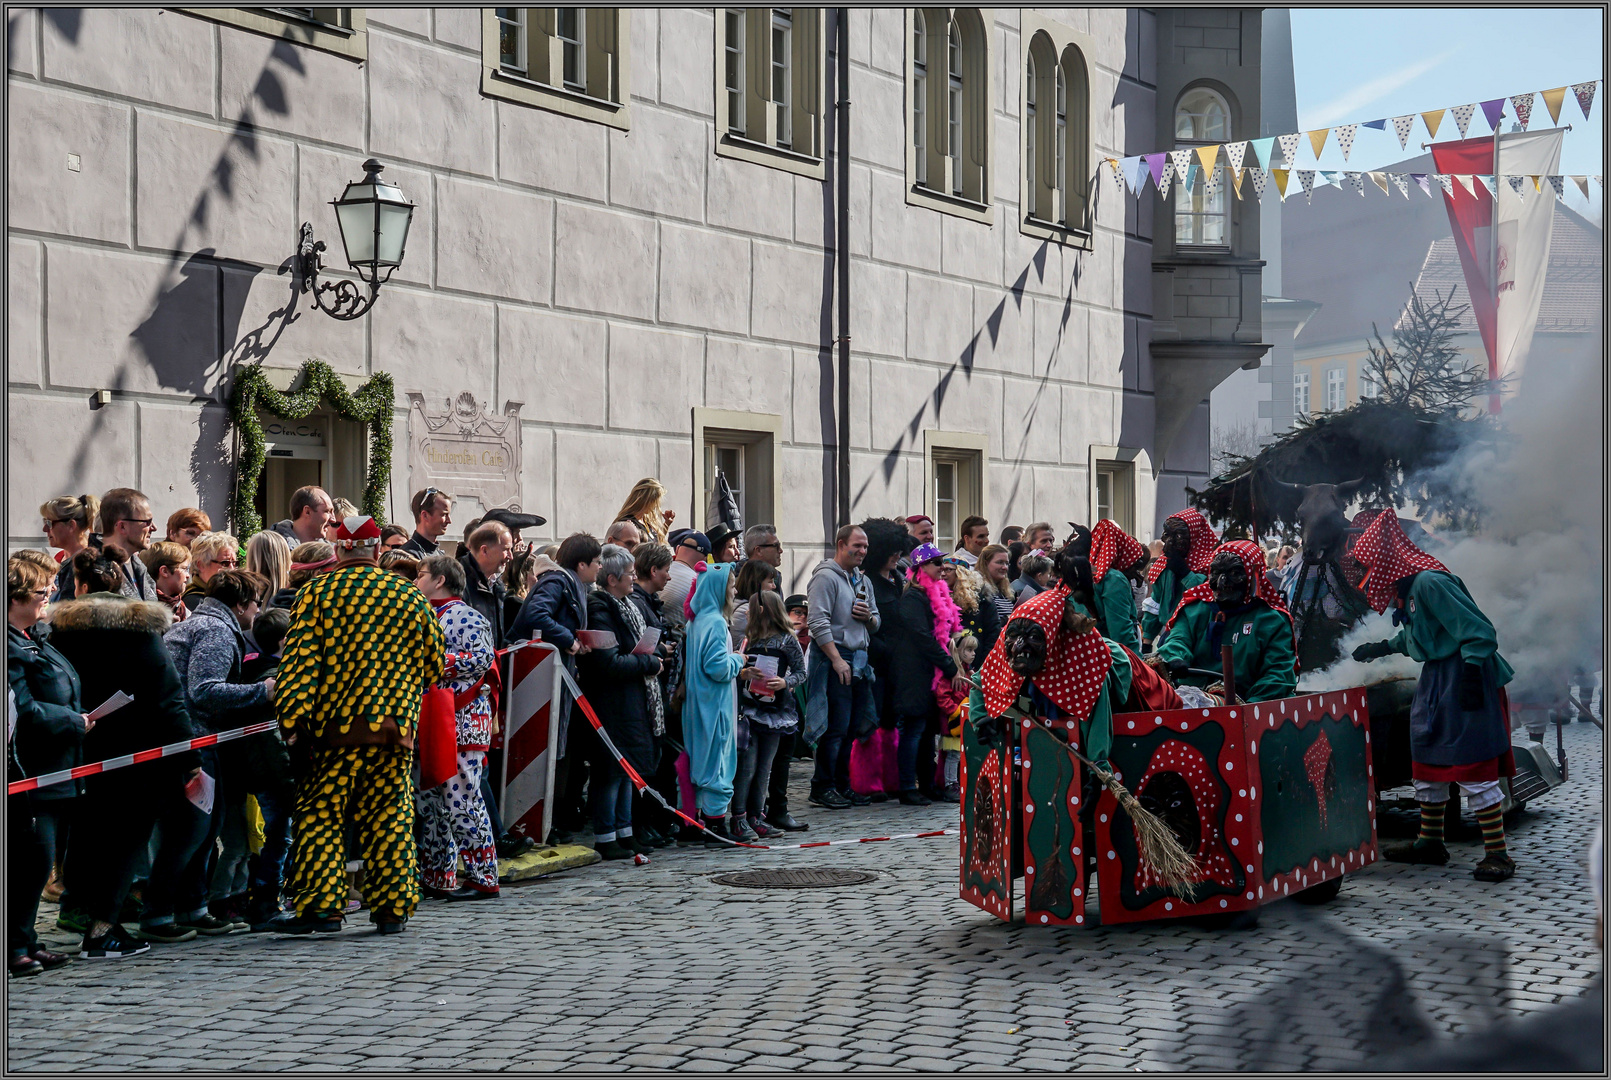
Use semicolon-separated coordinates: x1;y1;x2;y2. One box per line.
1418;802;1446;844
1475;803;1507;856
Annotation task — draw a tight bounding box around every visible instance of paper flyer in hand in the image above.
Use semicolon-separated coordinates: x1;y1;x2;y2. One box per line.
577;629;618;650
747;654;780;697
85;690;134;723
184;770;216;815
630;626;661;655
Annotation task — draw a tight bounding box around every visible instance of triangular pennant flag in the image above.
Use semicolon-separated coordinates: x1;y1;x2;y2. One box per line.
1421;109;1445;139
1437;174;1454;196
1531;174;1541;192
1454;174;1475;197
1451;103;1477;139
1392;115;1416;150
1224;141;1247;172
1597;175;1604;187
1185;160;1201;193
1480;98;1506;131
1344;171;1364;195
1506;175;1525;198
1473;175;1492;200
1333;124;1359;161
1195;144;1220;174
1146;153;1167;190
1482;176;1498;198
1541;86;1567;125
1307;129;1329;160
1391;173;1410;197
1363;118;1387;131
1413;173;1432;197
1277;132;1302;168
1157;163;1174;201
1370;171;1391;196
1120;156;1148;194
1248;167;1268;198
1547;175;1564;199
1573;175;1591;200
1247;136;1276;171
1509;93;1535;130
1169;148;1194;182
1202;164;1221;196
1297;170;1316;199
1271;169;1290;199
1230;166;1245;199
1572;81;1597;119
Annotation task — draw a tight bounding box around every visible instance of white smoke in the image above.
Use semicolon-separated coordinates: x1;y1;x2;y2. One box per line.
1303;346;1604;702
1298;611;1422;693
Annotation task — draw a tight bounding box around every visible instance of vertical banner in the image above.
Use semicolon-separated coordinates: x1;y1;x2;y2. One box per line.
1429;135;1499;402
1493;128;1566;396
499;640;563;844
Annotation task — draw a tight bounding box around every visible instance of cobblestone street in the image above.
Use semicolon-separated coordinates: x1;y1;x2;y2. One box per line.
7;722;1601;1072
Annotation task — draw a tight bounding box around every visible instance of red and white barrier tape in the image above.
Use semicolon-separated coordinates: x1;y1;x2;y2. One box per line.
558;665;959;851
7;719;280;795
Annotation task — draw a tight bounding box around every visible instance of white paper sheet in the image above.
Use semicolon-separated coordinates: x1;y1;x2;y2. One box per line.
630;626;661;656
185;769;215;815
85;690;134;723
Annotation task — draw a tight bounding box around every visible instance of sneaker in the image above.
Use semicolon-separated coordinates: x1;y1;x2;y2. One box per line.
841;789;871;807
178;913;240;936
55;909;90;935
78;926;150;961
1473;852;1517;882
809;790;852;810
749;816;780;839
938;783;963;803
729;817;761;844
137;922;198;944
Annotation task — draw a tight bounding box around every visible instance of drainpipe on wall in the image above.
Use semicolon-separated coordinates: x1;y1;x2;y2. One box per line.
835;7;852;527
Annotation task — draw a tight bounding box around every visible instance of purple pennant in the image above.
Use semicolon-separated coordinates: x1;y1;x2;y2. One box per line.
1480;98;1506;131
1146;153;1166;189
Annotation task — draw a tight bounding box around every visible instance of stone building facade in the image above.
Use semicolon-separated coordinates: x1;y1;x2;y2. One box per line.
7;7;1266;587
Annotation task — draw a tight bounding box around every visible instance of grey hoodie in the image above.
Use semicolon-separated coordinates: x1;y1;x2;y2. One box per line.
163;596;271;733
805;558;880;653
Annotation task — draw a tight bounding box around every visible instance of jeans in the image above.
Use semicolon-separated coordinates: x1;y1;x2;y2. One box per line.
9;797;48;956
809;645;874;796
143;751;219;926
62;774;162;926
209;792;251;901
590;767;634;841
250;787;295;895
733;726;783;819
896;714;929;792
765;731;794;817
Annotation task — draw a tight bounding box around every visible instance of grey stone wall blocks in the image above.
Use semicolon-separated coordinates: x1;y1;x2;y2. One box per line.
8;7;1242;551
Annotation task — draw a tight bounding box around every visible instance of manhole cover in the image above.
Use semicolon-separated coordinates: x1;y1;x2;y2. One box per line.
710;868;877;889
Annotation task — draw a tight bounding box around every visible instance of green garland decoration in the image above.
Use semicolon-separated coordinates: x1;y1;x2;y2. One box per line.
228;360;395;537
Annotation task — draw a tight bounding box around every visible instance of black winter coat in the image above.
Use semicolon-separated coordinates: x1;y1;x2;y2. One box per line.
7;623;86;800
577;591;661;776
457;547;509;648
891;584;958;719
866;572;907;674
46;593;200;787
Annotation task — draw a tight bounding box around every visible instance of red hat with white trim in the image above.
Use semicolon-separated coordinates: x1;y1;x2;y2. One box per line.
333;515;382;551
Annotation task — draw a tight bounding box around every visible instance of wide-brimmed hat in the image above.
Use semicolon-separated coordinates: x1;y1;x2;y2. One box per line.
481;508;547;531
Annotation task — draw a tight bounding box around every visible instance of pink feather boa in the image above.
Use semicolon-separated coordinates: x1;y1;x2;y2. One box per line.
908;567;964;698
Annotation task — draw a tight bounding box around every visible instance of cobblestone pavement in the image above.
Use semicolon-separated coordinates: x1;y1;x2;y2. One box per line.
8;723;1601;1071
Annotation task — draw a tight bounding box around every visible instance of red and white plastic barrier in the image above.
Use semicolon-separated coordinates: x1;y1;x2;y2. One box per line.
6;719;279;795
496;640;563;845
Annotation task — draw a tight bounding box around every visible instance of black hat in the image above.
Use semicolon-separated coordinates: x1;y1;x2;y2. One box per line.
784;593;809;611
669;528;712;555
706;523;739;551
481;508;547;531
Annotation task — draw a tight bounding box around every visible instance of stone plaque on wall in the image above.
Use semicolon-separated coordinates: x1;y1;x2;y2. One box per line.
406;392;525;512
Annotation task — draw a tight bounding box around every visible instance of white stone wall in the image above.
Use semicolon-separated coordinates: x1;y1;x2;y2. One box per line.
7;7;1171;586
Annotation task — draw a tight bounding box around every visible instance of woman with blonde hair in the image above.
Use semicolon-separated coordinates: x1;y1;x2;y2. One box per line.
613;478;674;545
246;531;290;597
41;495;99;601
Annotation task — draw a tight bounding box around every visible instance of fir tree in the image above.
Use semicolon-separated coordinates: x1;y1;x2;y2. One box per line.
1362;285;1499;416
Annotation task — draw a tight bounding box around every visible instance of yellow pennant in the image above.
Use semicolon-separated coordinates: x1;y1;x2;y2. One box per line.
1421;109;1445;139
1370;171;1390;195
1307;129;1329;159
1541;86;1567;125
1231;167;1245;199
1195;144;1220;173
1272;169;1290;199
1531;174;1541;192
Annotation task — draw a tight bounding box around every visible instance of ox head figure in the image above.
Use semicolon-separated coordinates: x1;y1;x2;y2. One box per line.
1270;478;1365;565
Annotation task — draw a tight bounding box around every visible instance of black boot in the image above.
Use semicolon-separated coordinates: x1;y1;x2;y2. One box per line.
702;814;732;850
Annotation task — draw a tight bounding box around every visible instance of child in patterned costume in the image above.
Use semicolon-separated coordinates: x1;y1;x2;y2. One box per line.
274;516;445;935
416;554;501;900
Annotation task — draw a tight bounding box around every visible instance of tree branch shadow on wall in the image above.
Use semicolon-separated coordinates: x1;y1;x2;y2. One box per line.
62;31;311;519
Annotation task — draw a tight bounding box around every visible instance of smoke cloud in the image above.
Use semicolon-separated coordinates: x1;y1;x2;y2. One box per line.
1298;612;1422;693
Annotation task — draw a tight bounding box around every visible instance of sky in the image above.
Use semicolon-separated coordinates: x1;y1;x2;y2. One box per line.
1289;8;1603;221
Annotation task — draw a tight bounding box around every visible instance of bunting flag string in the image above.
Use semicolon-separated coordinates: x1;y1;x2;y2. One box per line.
1572;81;1598;119
1362;118;1387;131
1157;161;1174;201
1480;98;1506;132
1509;93;1535;130
1247;136;1274;170
1547;175;1565;199
1224;141;1247;172
1307;128;1330;160
1271;169;1289;199
1333;123;1359;161
1421;108;1446;139
1391;114;1416;150
1277;133;1301;168
1195;144;1220;174
1451;103;1477;139
1370;171;1391;197
1437;174;1455;196
1573;175;1591;200
1390;172;1409;198
1541;86;1567;124
1413;173;1431;197
1146;153;1166;190
1230;165;1245;200
1168;148;1194;183
1297;170;1316;200
1248;167;1268;198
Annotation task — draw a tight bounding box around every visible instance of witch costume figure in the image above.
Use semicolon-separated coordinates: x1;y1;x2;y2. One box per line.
1153;539;1298;704
1140;509;1218;649
1085;519;1149;654
1349;513;1517;883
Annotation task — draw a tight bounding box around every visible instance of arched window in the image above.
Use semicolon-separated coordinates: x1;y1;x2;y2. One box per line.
908;8;991;211
1023;31;1088;232
1174;86;1230;247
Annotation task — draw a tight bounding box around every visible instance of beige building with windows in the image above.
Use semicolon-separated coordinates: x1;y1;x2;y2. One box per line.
8;7;1269;584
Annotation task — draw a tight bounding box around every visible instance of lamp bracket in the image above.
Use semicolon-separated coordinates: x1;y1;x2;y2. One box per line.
297;220;386;321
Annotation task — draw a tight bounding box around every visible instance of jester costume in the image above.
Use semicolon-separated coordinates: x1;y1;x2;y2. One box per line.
1350;513;1517;882
1141;509;1217;648
1088;520;1146;654
275;518;445;929
1155;539;1297;704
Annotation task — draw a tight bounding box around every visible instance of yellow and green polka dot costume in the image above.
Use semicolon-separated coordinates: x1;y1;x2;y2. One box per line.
276;562;446;922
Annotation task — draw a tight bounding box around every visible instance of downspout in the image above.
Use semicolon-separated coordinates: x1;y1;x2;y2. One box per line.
835;8;852;526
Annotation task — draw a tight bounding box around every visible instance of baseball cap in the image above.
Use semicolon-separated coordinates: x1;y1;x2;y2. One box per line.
669;529;712;555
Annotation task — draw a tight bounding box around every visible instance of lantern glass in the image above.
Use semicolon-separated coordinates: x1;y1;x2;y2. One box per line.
331;167;414;273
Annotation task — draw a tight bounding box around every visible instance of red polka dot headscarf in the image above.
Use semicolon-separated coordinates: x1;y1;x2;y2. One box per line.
1089;519;1147;584
1350;512;1449;614
980;583;1112;720
1146;508;1219;584
1160;539;1293;640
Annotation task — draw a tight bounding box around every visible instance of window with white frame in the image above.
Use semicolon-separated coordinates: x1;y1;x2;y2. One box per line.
1359;368;1379;400
179;7;366;59
1021;18;1093;240
481;9;630;130
695;410;781;530
715;7;826;178
1293;369;1311;421
907;8;993;221
1094;460;1136;535
1174;86;1230;247
1325;368;1346;412
925;432;988;553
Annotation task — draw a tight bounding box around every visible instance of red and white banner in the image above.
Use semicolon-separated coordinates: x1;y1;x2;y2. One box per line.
497;640;563;844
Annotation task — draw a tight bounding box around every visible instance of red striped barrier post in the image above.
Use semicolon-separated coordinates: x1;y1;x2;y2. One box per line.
496;640;564;845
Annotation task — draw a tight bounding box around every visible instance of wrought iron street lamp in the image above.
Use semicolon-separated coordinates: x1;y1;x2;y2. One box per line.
298;158;415;320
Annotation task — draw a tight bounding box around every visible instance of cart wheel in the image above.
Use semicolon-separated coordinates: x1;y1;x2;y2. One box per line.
1293;877;1343;905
